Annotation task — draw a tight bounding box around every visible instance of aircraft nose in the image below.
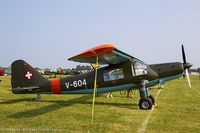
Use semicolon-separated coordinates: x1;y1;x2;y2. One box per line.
183;63;193;70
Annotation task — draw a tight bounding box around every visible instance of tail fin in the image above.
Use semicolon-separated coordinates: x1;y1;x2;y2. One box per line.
11;60;49;89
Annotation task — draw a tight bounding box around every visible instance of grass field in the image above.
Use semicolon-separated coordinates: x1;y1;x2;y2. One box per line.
0;75;200;133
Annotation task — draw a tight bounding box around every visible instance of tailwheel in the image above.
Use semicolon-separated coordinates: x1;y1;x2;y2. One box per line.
148;95;155;105
139;98;153;110
32;94;41;102
32;98;38;102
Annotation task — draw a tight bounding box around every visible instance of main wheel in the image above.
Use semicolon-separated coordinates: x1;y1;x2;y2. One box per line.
148;95;155;105
139;98;153;110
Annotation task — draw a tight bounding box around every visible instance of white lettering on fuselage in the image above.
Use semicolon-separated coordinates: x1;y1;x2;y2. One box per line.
65;79;87;89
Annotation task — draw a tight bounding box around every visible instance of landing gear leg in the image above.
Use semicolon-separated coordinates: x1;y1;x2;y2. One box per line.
157;81;164;94
32;94;41;102
138;80;153;110
158;82;164;90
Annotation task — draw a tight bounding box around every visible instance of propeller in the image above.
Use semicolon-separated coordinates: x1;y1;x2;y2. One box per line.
181;44;192;88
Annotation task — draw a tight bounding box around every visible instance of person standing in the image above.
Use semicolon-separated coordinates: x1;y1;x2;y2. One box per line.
127;88;133;98
107;92;113;98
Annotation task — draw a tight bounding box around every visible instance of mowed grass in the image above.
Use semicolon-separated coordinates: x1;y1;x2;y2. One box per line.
0;75;200;133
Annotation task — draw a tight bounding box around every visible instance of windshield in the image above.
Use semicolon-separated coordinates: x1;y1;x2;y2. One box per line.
132;61;147;76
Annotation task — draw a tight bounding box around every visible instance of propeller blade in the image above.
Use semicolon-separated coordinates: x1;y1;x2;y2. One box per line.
182;44;187;65
185;69;192;88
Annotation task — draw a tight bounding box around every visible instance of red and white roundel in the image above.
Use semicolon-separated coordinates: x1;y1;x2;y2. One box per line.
25;70;33;80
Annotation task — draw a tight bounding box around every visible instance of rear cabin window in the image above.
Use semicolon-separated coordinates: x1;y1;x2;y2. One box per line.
104;68;124;81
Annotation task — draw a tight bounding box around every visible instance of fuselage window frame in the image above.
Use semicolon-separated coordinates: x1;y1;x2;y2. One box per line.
103;68;124;82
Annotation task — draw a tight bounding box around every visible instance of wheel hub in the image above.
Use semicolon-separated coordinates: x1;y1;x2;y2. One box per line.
142;101;149;109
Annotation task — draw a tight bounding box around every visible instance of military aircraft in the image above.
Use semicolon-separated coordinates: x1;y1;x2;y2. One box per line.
11;44;192;111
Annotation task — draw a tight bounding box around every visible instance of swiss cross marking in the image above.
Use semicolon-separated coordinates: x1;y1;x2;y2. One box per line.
25;71;33;80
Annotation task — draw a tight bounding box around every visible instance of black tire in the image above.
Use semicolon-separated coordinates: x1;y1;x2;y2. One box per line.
148;95;155;105
139;98;153;110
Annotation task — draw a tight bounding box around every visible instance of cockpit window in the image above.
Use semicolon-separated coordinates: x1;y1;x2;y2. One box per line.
104;68;124;81
132;62;147;76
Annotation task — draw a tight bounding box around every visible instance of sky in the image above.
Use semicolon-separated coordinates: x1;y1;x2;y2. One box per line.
0;0;200;69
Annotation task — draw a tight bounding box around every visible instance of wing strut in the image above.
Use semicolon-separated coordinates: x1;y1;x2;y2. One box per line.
91;55;99;124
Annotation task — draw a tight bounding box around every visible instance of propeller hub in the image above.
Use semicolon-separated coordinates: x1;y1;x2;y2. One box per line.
183;63;193;70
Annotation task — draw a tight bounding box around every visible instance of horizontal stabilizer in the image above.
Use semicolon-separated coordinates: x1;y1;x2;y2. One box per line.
12;86;39;91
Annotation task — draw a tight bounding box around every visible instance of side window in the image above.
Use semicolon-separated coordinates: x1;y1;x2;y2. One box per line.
104;68;124;81
133;62;147;76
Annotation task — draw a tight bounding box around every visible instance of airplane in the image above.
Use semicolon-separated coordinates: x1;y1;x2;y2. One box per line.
11;44;192;111
40;68;64;78
0;68;5;76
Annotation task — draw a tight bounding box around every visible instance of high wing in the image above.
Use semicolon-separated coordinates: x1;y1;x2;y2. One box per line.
68;44;143;64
